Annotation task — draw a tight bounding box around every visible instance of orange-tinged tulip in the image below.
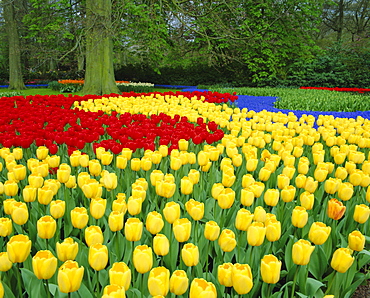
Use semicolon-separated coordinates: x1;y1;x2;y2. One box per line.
148;267;170;296
133;245;153;274
153;234;169;256
7;234;32;263
84;225;104;247
353;204;370;224
190;278;217;298
327;198;346;220
32;250;57;279
232;264;253;295
181;243;199;266
11;202;29;225
292;239;315;265
308;222;331;245
235;208;254;231
247;222;266;246
71;207;89;229
88;243;108;271
56;238;78;262
163;201;180;224
204;221;220;241
0;217;12;237
330;248;354;273
170;270;188;295
218;263;233;287
185;199;204;221
261;254;281;284
292;206;308;228
109;262;131;291
57;260;84;293
125;218;143;242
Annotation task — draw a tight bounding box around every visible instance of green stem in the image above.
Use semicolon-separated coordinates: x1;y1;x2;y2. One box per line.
291;265;300;298
140;273;144;298
44;279;51;298
16;263;23;296
325;271;337;295
46;238;49;250
206;241;211;278
96;270;100;297
267;283;272;297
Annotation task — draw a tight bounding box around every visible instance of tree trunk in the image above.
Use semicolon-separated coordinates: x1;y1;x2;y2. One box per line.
82;0;120;95
4;0;26;90
337;0;344;42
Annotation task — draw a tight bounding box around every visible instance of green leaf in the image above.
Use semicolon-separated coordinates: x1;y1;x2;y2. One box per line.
20;268;45;297
305;277;325;296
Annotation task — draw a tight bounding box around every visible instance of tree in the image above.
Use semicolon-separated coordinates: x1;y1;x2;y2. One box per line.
3;0;26;89
82;0;119;95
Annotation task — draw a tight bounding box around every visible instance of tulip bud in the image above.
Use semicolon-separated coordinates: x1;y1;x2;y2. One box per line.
264;188;280;207
56;238;78;262
253;206;266;222
163;201;180;224
37;215;56;239
12;164;26;181
353;204;370;224
7;234;32;263
247;222;266;246
147;267;170;297
327;198;346;220
10;201;28;226
173;218;191;243
181;243;199;267
71;207;89;229
300;191;314;210
308;222;331;245
0;217;12;237
36;146;49;160
88;159;102;176
84;225;104;247
265;219;281;242
218;187;235;209
331;248;354;273
232;264;253;295
190;278;217;298
151;233;169;256
4;180;18;197
211;183;224;200
218;263;233;287
250;182;265;198
180;176;193;195
292;239;315;265
50;200;65;219
133;245;153;274
304;177;318;193
246;158;258;172
32;250;57;280
146;211;164;235
169;270;188;295
88;244;108;271
89;197;107;220
185;199;204;221
240;187;255;206
235;209;254;231
261;254;281;284
58;260;84;293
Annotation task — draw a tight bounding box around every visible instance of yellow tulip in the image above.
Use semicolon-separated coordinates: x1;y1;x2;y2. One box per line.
335;166;348;180
292;206;308;228
11;202;29;225
124;218;143;242
57;260;84;293
292;239;315;265
155;180;176;199
127;196;142;216
185;199;204;221
353;204;370;224
169;270;188;295
56;238;78;262
32;250;57;279
88;159;102;176
249;182;265;198
109;262;131;291
235;208;254;231
308;222;331;245
50;200;65;219
71;207;89;229
153;234;169;256
133;245;153;274
84;225;104;247
101;172;118;191
253;206;267;222
218;187;235;209
4;180;18;196
13;164;26;181
218;263;233;287
204;221;220;241
261;254;281;284
218;229;237;252
181;243;199;267
0;217;12;237
337;182;354;201
246;158;258;172
180;176;193;195
162;201;180;224
330;248;354;273
265;219;281;242
37;185;54;205
36;146;49;160
277;174;290;190
101;284;125;298
264;188;280;207
211;183;224;200
348;230;365;251
300;191;314;210
258;167;271;182
247;222;266;246
295;174;307;189
7;234;32;263
232;264;253;295
147;267;170;296
89;197;107;220
304;177;318;193
189;278;217;298
0;252;13;272
173;218;191;242
22;185;37;202
240;187;255;206
37;215;56;239
88;243;108;271
197;151;210;166
101;151;113;165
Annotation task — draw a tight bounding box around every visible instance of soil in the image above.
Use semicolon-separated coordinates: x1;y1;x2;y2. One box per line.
352;280;370;298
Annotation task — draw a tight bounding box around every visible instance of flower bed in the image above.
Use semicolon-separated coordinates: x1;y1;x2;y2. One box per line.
300;87;370;94
0;91;368;298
